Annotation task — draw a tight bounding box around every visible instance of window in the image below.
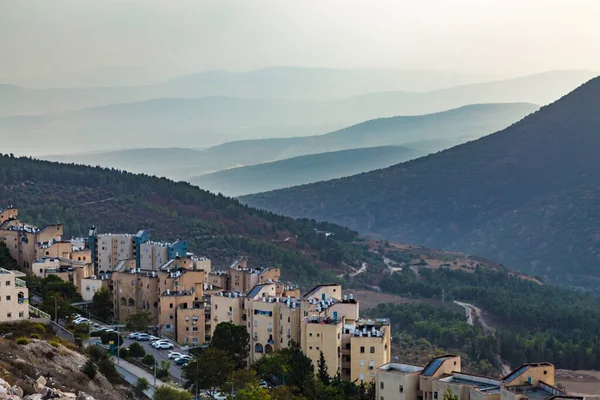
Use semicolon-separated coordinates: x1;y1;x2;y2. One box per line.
381;397;384;400
186;327;189;331
6;296;10;301
39;269;43;273
316;347;320;350
229;306;232;312
544;370;548;375
360;360;365;367
434;392;438;399
399;385;403;393
309;333;313;337
380;382;384;390
193;338;198;343
310;346;313;350
254;320;258;327
288;317;290;322
370;346;375;353
359;373;364;381
19;312;24;318
193;327;198;332
360;346;365;353
6;313;11;319
369;360;375;370
170;314;174;319
170;303;174;309
5;281;10;286
316;333;320;337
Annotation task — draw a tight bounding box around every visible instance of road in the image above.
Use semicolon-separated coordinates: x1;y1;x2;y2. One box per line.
350;262;367;277
120;337;189;381
453;300;511;375
383;256;403;275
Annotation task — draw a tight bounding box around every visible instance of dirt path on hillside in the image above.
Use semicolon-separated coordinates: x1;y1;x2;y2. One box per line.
556;369;600;399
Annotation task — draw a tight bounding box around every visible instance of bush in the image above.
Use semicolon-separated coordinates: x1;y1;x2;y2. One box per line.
118;346;129;359
29;333;40;339
81;358;97;379
16;337;30;345
136;377;150;394
142;354;156;367
128;342;146;359
98;358;120;383
87;345;107;362
49;341;60;348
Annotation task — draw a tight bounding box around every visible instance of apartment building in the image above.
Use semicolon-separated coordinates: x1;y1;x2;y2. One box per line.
376;359;582;400
157;258;208;345
0;208;63;269
0;267;29;322
32;257;94;291
79;276;110;302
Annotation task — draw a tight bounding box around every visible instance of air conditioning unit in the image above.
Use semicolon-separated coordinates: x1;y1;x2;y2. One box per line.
227;311;232;315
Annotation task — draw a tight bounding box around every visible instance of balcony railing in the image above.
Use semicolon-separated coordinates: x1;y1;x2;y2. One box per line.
15;278;27;287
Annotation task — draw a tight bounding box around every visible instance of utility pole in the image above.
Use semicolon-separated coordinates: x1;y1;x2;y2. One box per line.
116;322;120;364
88;307;91;337
154;359;157;386
54;296;57;323
196;360;199;400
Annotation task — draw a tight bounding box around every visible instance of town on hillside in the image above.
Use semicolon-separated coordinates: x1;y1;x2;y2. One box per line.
0;206;584;400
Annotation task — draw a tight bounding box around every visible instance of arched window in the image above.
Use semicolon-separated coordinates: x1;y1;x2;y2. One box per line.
265;344;274;354
120;297;127;306
255;343;264;353
17;291;25;304
128;298;135;306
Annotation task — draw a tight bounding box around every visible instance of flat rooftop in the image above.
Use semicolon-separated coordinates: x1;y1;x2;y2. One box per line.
441;376;500;391
380;363;423;374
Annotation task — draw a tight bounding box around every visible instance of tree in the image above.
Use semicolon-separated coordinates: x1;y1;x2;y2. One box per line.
81;358;97;379
211;322;250;370
443;388;459;400
157;360;171;380
224;369;260;393
142;354;156;367
98;358;120;383
126;310;152;331
182;347;233;396
90;287;112;321
136;377;150;395
317;351;330;385
129;341;146;360
153;385;192;400
236;382;271;400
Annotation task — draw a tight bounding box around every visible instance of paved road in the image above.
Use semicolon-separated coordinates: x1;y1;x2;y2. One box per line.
120;338;189;380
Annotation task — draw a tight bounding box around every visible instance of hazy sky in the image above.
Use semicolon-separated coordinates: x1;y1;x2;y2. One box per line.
1;0;599;85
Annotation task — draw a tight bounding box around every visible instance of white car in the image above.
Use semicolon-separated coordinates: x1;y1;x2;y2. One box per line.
73;318;89;325
128;332;142;339
152;339;172;348
148;335;159;341
167;351;183;359
137;333;151;341
156;341;174;349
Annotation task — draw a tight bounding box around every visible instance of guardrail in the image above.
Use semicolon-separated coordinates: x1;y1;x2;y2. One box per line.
29;305;51;319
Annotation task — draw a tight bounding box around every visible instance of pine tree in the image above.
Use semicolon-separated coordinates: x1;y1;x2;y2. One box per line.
317;350;330;385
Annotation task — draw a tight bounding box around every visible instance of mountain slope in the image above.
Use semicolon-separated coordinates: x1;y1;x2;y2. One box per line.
40;103;537;180
207;103;539;161
189;146;420;196
241;76;600;286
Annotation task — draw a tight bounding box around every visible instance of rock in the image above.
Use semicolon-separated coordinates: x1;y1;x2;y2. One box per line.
36;376;47;389
76;392;94;400
10;385;24;397
60;393;76;400
24;394;43;400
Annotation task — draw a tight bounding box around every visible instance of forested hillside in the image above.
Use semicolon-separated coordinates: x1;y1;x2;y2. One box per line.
242;76;600;287
0;154;372;287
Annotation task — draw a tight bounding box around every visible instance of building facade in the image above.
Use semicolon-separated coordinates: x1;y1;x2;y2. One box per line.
0;268;29;322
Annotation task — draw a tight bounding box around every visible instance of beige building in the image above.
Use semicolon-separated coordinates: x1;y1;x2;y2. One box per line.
433;372;501;400
80;277;110;302
376;362;424;400
420;355;462;400
95;233;135;274
0;268;29;322
139;241;170;271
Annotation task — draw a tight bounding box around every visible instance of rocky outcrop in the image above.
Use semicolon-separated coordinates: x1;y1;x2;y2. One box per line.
0;375;94;400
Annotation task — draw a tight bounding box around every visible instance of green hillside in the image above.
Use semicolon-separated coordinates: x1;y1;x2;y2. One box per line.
190;146;420;196
242;76;600;287
0;154;377;287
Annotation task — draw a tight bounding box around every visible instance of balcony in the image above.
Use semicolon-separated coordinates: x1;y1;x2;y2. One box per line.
15;278;27;287
267;339;275;344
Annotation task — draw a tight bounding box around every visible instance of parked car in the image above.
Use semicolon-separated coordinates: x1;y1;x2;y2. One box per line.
175;355;193;365
73;318;89;325
156;341;174;349
128;332;141;339
167;351;183;359
152;339;172;348
259;381;269;388
148;335;159;341
137;333;151;341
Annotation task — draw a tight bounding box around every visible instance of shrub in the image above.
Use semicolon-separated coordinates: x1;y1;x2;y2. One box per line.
29;333;40;339
81;358;97;379
87;345;107;362
118;346;129;359
16;337;30;345
128;342;145;359
142;354;156;367
98;358;120;383
49;341;60;348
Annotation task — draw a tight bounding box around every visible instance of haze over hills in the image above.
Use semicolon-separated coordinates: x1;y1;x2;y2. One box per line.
241;76;600;287
0;70;595;156
189;146;420;196
0;67;500;116
41;102;537;181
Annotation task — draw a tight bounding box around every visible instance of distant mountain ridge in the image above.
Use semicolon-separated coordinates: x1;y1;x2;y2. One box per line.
189;146;419;196
40;102;537;181
241;75;600;287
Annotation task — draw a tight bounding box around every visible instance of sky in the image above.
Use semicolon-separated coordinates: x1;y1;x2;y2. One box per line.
1;0;599;86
